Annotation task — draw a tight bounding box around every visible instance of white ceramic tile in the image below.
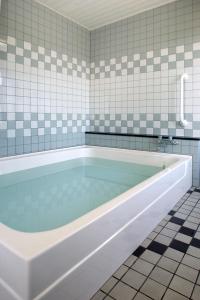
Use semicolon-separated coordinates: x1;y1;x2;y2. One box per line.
163;289;188;300
132;259;154;276
101;277;118;293
150;267;173;286
122;269;146;290
169;275;194;297
141;250;161;264
157;257;179;273
110;281;136;300
141;278;166;300
176;264;198;283
192;285;200;300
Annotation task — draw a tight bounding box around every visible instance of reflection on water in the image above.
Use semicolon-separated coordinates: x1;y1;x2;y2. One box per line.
0;158;161;232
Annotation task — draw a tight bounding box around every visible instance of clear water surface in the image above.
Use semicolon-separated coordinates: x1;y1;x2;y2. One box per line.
0;158;162;232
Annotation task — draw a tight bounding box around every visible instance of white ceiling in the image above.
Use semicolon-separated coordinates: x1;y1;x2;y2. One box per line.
36;0;177;31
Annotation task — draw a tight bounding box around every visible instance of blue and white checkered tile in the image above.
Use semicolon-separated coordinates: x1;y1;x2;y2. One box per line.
90;43;200;79
1;36;90;79
0;112;89;138
88;113;199;137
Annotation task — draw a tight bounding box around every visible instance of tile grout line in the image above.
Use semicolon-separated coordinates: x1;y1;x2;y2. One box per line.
92;188;200;300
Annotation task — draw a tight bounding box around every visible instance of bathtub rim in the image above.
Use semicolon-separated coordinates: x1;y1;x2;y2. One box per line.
0;145;186;173
0;146;192;260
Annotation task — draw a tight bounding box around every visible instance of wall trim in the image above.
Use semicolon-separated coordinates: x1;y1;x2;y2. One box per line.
85;132;200;141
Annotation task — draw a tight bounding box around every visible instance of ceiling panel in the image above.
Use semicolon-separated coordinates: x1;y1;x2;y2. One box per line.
36;0;177;30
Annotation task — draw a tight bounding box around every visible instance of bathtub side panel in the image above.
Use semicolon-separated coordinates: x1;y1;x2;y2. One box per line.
0;243;30;300
29;159;192;299
39;160;192;300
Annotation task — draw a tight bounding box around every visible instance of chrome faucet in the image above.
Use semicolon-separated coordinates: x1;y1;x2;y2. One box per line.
157;136;178;145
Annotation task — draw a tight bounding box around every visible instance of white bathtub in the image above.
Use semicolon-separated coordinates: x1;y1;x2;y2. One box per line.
0;146;192;300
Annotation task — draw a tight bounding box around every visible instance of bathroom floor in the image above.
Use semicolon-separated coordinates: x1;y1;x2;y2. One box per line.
91;188;200;300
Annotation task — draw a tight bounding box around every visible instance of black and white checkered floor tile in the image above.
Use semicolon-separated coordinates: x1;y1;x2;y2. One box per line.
91;188;200;300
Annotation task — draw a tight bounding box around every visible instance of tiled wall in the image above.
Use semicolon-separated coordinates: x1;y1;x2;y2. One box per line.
85;133;200;187
0;0;200;188
90;0;200;137
0;0;90;156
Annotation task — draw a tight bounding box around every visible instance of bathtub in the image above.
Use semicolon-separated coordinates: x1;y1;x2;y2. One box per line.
0;146;192;300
